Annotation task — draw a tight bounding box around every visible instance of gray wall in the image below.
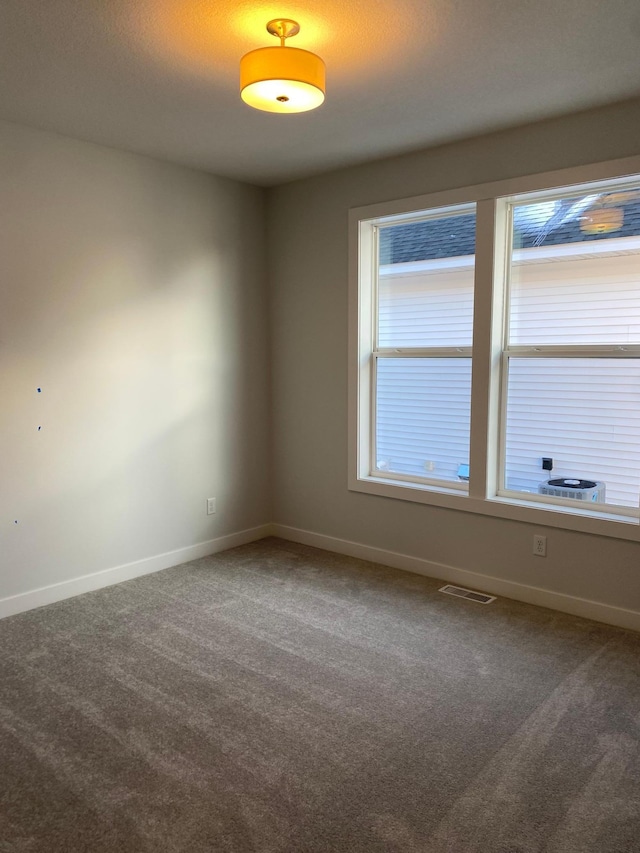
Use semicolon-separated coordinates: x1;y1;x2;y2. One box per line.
0;120;270;600
3;97;640;618
267;98;640;614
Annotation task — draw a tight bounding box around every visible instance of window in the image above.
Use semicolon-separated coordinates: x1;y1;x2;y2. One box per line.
374;206;475;488
349;157;640;540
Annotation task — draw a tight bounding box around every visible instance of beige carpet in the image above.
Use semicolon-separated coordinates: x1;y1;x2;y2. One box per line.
1;537;639;852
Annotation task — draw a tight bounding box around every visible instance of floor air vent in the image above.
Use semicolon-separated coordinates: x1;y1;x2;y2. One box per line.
439;584;496;604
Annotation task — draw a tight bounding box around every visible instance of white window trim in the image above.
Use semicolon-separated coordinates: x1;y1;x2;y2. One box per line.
348;155;640;543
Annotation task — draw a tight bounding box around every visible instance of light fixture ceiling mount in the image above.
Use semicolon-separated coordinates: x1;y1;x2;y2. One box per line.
266;18;300;42
240;18;325;114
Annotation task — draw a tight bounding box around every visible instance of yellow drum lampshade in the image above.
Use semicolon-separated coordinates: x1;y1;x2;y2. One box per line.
580;206;624;235
240;20;325;114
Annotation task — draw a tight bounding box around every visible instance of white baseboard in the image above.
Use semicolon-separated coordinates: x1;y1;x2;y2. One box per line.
5;520;639;633
271;524;640;633
0;524;273;620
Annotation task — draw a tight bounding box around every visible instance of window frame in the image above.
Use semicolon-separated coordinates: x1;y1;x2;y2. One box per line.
348;155;640;542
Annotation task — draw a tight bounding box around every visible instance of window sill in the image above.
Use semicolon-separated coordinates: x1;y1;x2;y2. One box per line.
350;474;640;542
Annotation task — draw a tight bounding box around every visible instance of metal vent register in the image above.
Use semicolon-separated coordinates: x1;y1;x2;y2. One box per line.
439;585;496;604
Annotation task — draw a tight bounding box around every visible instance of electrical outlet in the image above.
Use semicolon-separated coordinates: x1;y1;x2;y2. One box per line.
207;497;216;515
533;534;547;557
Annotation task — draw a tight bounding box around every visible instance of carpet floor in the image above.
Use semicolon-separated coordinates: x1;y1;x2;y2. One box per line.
1;537;639;852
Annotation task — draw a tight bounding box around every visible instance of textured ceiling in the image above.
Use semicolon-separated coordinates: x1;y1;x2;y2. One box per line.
0;0;639;185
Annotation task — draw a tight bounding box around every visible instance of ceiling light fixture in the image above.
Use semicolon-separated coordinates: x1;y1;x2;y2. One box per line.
240;19;325;114
579;189;640;235
580;206;624;235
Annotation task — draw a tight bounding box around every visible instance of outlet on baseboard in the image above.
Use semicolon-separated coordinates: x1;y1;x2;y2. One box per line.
207;497;216;515
533;534;547;557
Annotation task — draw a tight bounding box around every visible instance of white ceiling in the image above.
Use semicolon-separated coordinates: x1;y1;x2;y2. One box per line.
1;0;639;186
